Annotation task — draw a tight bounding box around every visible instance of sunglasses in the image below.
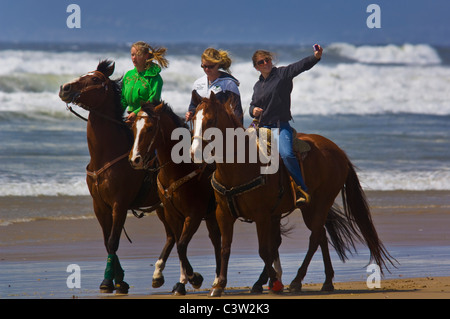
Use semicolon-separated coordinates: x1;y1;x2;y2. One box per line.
201;64;217;70
256;57;271;66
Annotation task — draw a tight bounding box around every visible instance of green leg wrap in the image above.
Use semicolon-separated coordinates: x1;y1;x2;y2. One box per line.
104;254;117;280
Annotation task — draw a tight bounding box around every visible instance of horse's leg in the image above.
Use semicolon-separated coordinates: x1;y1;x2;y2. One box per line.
318;231;335;291
172;216;203;295
92;201;116;293
152;206;175;288
290;225;334;292
289;205;327;293
210;206;235;297
255;219;282;294
205;216;222;288
251;233;282;294
251;266;269;294
289;231;319;292
267;219;284;293
104;203;129;294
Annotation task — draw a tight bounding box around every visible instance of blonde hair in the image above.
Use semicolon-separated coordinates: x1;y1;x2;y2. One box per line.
132;41;169;69
202;48;232;73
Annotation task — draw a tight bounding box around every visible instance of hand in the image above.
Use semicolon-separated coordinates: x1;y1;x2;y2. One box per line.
125;112;136;124
314;44;323;60
253;107;263;117
185;111;193;122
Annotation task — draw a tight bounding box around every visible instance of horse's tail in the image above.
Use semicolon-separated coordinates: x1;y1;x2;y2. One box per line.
339;161;397;274
325;204;358;263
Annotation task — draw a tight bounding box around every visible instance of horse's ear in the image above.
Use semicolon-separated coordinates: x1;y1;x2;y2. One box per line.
154;101;165;114
209;91;217;102
191;90;202;105
97;60;115;78
104;62;115;78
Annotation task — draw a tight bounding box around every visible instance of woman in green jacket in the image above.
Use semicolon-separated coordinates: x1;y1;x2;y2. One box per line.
121;41;169;123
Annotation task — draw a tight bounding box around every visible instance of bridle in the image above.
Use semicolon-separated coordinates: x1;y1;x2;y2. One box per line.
135;113;163;171
191;103;217;145
65;70;127;128
79;70;111;95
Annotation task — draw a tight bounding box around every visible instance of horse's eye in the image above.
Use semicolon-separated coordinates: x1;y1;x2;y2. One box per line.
144;125;153;133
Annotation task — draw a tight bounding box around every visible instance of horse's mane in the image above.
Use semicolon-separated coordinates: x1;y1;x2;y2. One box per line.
142;101;188;129
218;97;243;129
97;60;123;122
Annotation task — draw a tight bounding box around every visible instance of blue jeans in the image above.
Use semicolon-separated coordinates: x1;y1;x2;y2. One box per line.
263;122;308;191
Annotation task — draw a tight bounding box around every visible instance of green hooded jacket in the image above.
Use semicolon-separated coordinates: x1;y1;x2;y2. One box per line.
121;63;163;114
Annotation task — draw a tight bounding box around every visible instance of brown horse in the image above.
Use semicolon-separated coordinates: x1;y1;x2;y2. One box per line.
59;60;164;294
190;92;395;297
128;101;221;295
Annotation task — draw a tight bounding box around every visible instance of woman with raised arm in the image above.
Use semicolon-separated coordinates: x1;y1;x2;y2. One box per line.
249;44;323;205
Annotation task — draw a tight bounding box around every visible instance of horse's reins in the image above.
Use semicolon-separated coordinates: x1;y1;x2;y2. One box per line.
192;103;287;222
65;70;128;128
135;114;161;171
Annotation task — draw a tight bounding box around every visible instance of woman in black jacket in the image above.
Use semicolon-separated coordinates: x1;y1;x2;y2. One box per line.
249;45;323;205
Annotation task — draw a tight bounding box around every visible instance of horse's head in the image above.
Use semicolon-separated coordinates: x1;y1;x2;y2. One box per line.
59;60;116;111
129;102;164;169
190;91;240;163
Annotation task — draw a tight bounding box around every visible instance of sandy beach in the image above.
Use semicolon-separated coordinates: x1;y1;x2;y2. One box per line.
1;190;449;300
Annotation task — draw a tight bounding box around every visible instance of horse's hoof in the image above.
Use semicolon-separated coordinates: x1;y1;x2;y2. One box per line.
115;281;129;295
250;283;264;294
189;272;204;289
209;287;223;297
321;282;334;292
268;280;284;294
288;281;302;293
99;279;114;293
172;282;186;296
152;276;165;288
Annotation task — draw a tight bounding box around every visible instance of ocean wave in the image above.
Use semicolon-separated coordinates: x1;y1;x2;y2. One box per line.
0;73;72;93
359;170;450;191
0;169;448;197
0;214;95;227
0;180;89;197
1;44;449;116
327;43;442;65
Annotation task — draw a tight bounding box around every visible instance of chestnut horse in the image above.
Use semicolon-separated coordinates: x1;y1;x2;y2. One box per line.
190;92;395;297
59;60;165;294
129;101;221;295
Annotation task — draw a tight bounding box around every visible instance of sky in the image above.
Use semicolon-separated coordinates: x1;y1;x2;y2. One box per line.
1;0;449;46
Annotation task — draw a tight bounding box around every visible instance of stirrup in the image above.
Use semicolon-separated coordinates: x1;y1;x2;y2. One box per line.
296;187;310;206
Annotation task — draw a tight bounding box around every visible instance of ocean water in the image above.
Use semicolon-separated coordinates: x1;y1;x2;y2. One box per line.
0;42;449;224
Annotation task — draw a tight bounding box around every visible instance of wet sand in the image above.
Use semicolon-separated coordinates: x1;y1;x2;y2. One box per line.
1;190;449;299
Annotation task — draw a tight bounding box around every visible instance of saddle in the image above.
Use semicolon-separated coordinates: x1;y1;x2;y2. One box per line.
249;126;311;159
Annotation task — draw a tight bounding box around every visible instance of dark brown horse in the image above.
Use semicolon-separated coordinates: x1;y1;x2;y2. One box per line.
128;101;221;295
59;60;164;294
190;92;395;297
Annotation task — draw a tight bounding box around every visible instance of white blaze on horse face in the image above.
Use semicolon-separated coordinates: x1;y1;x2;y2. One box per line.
130;115;146;167
190;109;204;163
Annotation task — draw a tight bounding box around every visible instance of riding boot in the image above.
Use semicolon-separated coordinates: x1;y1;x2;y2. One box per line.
295;186;310;206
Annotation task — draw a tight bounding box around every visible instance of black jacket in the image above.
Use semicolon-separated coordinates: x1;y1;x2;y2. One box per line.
249;55;319;126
